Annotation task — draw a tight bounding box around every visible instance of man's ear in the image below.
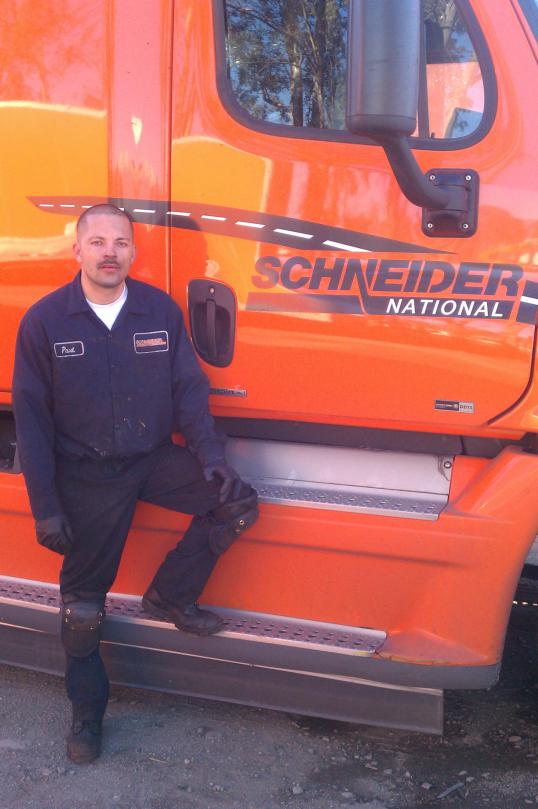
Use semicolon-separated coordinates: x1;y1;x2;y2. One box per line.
72;241;82;264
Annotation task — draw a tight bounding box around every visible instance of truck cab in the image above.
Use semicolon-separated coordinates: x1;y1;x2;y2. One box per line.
1;0;537;733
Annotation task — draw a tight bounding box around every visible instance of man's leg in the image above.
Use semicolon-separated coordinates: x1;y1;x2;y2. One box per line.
61;595;108;764
139;444;258;633
56;457;143;762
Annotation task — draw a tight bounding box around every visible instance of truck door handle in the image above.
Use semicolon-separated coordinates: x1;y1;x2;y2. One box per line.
188;280;236;367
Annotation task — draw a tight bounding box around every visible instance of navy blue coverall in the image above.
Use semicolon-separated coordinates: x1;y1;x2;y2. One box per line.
12;272;237;717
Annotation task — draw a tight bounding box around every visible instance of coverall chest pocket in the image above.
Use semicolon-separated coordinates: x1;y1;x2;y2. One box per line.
132;347;172;394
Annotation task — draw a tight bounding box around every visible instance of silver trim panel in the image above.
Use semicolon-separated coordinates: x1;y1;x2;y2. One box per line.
227;438;452;520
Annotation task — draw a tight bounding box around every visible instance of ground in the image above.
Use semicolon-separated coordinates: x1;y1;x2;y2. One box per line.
1;602;537;809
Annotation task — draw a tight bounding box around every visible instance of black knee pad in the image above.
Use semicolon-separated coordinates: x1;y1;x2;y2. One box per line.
61;600;106;658
208;486;259;555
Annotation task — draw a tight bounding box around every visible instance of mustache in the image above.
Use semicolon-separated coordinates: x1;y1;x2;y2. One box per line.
98;260;120;268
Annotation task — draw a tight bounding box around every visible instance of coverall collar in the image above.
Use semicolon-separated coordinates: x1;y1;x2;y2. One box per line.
66;272;149;316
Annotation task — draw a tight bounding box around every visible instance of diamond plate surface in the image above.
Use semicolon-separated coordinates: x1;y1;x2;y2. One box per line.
254;480;444;519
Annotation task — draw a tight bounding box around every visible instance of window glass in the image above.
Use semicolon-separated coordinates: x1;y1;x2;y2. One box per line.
225;0;347;129
224;0;485;140
422;1;484;139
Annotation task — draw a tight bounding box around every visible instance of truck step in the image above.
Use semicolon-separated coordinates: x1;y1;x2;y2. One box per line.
0;576;385;656
0;575;443;733
227;438;451;521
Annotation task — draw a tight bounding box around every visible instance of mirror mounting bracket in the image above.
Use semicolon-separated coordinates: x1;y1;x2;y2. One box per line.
421;169;479;238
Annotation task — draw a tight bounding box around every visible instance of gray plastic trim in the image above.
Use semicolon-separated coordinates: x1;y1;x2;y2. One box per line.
0;623;444;733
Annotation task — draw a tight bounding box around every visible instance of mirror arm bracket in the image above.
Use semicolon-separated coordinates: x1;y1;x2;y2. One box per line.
377;135;479;237
379;134;450;208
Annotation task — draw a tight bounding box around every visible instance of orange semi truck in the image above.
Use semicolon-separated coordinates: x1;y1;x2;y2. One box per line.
1;0;537;733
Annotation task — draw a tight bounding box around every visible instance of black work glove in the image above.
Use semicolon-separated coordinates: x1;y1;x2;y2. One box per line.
203;461;243;503
35;515;73;555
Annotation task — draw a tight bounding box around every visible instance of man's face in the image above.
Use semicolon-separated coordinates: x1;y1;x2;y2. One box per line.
73;213;136;302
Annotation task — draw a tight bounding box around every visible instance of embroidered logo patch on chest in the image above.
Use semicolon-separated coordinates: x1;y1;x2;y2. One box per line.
54;341;84;358
133;331;169;353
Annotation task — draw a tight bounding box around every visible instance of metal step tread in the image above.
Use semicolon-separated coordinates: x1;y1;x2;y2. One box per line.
254;478;444;519
0;577;386;657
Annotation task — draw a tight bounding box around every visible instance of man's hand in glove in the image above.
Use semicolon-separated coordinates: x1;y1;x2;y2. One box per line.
203;462;243;502
35;515;74;555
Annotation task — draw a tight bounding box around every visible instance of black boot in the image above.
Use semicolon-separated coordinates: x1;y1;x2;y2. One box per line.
66;715;102;764
142;586;224;636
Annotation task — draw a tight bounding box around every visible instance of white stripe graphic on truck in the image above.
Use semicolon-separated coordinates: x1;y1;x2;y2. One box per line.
28;195;447;255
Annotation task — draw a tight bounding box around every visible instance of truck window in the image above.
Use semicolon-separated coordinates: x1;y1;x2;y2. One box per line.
222;0;485;142
422;1;484;139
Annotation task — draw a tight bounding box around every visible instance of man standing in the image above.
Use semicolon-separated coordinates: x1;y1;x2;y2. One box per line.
12;204;258;764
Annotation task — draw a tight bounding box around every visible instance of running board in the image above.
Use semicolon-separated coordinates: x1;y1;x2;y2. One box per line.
227;438;452;520
0;576;443;733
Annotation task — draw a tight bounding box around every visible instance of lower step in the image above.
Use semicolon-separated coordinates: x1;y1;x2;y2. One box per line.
0;576;443;734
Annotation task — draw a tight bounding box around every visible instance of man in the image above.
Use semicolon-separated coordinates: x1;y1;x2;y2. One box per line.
12;204;258;764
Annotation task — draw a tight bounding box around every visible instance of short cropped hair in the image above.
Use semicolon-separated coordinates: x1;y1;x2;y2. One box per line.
76;204;134;238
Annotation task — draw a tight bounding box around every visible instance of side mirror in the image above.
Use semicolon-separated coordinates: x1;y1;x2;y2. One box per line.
346;0;478;234
347;0;420;138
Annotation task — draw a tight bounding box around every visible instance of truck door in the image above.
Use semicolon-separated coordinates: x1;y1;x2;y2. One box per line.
169;0;538;435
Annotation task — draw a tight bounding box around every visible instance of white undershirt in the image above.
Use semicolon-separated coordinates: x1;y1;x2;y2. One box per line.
86;285;128;330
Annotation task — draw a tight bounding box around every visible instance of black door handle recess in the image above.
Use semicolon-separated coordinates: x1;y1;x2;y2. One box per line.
188;280;236;367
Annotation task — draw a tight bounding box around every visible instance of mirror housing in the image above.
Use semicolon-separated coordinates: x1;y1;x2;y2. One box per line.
346;0;465;214
346;0;420;137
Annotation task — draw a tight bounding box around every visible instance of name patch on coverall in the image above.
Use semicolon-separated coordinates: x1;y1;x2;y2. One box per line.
133;331;169;353
54;341;84;358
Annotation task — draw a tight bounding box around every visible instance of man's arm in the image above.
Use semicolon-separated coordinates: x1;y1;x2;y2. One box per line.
12;312;63;521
